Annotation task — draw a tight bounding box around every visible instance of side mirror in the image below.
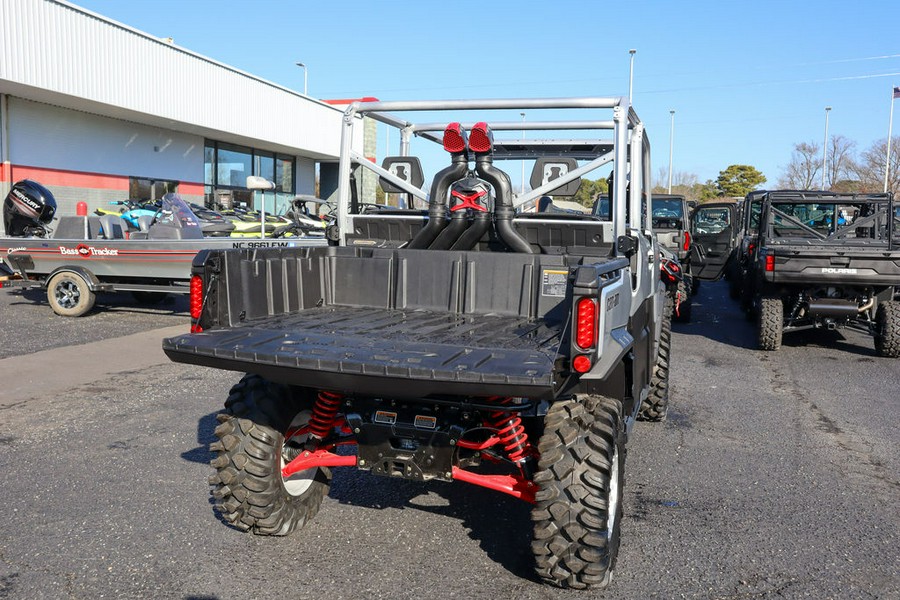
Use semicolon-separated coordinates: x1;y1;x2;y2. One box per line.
246;176;276;191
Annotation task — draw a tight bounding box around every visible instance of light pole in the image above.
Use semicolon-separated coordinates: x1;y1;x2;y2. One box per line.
520;112;526;195
822;106;831;190
295;62;308;96
628;49;636;104
668;110;675;193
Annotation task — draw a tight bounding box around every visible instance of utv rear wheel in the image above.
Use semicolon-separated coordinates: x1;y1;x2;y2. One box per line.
874;301;900;358
674;279;692;322
532;395;625;589
209;374;330;536
640;297;672;421
47;272;96;317
758;297;783;351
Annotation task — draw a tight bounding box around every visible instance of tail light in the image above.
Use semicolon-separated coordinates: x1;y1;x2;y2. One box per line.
468;122;493;153
575;297;597;349
189;274;204;332
765;254;775;272
443;122;468;153
572;355;592;373
683;231;691;251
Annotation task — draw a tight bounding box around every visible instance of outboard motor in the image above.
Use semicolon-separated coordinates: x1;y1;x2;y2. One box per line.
3;179;57;237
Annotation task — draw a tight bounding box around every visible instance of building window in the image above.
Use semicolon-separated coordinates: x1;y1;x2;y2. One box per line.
204;141;296;211
130;177;178;201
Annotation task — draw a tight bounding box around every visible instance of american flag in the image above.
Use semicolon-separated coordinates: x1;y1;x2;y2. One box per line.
894;86;900;99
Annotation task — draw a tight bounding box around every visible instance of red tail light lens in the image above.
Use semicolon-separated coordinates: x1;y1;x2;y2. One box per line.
683;231;691;252
468;122;493;153
572;355;592;373
190;275;204;320
765;254;775;272
443;122;468;153
575;298;597;349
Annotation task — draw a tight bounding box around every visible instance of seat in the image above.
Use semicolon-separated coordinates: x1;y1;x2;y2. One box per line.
98;214;128;239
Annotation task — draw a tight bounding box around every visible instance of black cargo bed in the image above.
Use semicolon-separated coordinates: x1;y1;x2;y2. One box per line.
164;306;566;399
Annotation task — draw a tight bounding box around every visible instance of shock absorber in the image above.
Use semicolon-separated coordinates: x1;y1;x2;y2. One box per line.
307;390;343;440
487;397;533;472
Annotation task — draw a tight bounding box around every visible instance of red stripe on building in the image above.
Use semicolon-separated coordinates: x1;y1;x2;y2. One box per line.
1;164;204;195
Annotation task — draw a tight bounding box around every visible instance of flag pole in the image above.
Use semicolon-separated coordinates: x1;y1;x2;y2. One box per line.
886;85;897;193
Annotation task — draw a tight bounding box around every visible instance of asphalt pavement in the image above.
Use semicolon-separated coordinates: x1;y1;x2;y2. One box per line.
0;281;897;599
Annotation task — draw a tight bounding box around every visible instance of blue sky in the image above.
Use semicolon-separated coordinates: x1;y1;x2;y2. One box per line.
75;0;900;188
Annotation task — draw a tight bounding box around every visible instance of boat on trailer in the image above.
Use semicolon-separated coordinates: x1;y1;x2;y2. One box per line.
0;182;327;316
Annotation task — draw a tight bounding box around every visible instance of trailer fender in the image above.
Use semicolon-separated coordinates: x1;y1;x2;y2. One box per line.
45;265;105;291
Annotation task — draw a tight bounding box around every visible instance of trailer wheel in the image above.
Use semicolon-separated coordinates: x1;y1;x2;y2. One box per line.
532;394;625;589
874;301;900;358
209;374;329;536
47;272;96;317
640;297;672;421
758;296;783;351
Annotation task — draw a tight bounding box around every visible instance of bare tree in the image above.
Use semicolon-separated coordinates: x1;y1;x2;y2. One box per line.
778;141;821;190
826;135;857;189
652;170;702;200
853;136;900;194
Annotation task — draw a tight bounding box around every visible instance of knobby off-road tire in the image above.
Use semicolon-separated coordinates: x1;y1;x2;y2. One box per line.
639;297;673;421
532;395;626;589
47;272;96;317
728;277;741;300
757;296;783;351
874;301;900;358
209;374;330;536
674;278;692;322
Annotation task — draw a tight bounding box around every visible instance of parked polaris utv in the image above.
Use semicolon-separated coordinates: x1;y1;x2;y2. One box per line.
163;97;668;589
730;190;899;354
651;193;694;320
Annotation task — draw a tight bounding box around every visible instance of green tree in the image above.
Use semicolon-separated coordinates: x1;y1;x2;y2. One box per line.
572;177;609;209
716;165;766;197
696;180;719;201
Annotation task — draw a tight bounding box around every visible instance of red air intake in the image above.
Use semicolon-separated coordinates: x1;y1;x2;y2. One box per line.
468;122;493;153
443;122;468;153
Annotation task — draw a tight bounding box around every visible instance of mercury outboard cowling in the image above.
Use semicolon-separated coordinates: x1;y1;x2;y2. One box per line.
3;179;57;237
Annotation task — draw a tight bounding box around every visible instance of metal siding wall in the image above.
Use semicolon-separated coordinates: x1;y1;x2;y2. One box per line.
9;98;204;181
0;0;350;158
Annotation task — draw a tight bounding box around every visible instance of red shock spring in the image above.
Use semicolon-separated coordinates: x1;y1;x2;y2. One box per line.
488;397;531;463
307;390;343;440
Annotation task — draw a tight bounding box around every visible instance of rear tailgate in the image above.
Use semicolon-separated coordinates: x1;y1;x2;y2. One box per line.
164;306;564;398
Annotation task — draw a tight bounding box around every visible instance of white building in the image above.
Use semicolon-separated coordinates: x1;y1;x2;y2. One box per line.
0;0;359;232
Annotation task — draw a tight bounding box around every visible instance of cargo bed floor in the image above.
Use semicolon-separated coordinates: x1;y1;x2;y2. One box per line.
164;306;567;398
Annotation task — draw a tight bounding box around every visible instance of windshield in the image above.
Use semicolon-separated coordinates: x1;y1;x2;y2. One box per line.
694;206;731;234
158;194;203;232
652;199;684;218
